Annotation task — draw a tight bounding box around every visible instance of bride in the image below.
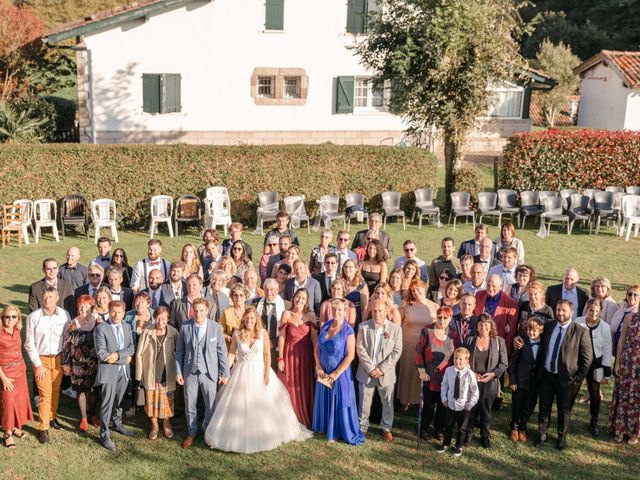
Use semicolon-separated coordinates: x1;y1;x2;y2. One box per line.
204;306;312;453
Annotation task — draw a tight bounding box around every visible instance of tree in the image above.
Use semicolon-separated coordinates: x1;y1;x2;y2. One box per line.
0;2;73;102
354;0;524;210
535;39;580;127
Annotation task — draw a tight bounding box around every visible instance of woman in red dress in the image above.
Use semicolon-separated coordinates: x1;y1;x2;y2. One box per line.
0;305;33;449
277;288;317;427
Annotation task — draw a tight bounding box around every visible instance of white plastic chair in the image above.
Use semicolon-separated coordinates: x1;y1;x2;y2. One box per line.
314;195;345;230
33;199;59;243
620;195;640;241
91;199;119;243
149;195;174;238
12;199;34;245
256;191;279;234
204;187;232;235
283;195;311;232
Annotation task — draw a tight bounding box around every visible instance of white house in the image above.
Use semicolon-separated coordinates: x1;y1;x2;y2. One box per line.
574;50;640;131
44;0;537;149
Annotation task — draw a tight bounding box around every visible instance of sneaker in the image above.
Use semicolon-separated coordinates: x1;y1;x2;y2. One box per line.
453;446;463;457
436;445;449;454
63;387;77;399
34;395;40;404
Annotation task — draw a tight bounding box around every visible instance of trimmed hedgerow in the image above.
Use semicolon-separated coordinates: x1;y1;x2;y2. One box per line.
454;166;484;207
499;129;640;191
0;144;438;228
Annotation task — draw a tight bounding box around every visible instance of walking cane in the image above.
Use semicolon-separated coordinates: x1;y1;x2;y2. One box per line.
417;381;424;450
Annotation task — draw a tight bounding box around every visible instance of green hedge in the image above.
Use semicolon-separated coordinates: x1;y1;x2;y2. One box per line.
0;144;438;228
499;129;640;191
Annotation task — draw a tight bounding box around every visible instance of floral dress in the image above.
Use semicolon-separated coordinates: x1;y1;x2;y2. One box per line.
62;320;98;390
609;313;640;439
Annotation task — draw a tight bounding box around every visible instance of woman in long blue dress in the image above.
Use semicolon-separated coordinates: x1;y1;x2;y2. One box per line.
312;298;364;445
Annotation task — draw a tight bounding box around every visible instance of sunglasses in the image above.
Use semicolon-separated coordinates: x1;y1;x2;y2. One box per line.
113;253;124;258
269;243;278;247
628;292;640;298
89;273;102;277
439;276;450;281
232;247;244;251
404;248;415;252
337;238;349;242
4;314;18;319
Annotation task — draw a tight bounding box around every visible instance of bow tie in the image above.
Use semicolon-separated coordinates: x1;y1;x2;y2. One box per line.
504;270;513;274
100;256;110;261
530;341;540;346
149;261;160;266
265;302;275;306
478;260;487;264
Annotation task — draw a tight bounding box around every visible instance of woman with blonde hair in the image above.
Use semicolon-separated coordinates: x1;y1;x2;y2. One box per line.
0;306;33;449
516;281;554;336
220;283;250;348
180;243;204;280
93;286;113;323
363;283;401;325
205;307;311;453
218;256;239;289
584;277;618;325
388;268;405;306
319;279;357;327
341;259;369;331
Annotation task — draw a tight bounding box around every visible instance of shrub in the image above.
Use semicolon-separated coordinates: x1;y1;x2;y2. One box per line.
499;129;640;191
0;100;51;144
453;165;484;206
0;144;438;228
45;96;77;140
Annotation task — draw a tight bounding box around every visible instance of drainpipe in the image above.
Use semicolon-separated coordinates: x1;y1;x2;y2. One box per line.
46;43;96;144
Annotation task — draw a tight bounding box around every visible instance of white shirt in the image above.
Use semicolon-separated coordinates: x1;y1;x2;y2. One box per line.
372;320;387;364
130;257;169;291
463;280;485;295
24;307;71;368
441;366;479;411
562;287;579;320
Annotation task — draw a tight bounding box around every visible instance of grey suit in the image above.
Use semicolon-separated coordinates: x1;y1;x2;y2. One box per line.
356;320;403;433
176;319;229;436
94;320;135;440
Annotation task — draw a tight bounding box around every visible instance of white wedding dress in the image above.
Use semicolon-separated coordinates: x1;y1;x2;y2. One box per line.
204;333;312;453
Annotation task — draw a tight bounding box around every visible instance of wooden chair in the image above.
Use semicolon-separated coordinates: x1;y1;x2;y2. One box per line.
2;204;23;248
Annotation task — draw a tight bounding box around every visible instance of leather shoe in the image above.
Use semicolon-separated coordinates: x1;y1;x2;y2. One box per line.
51;418;62;430
481;436;491;448
38;430;49;444
102;437;116;451
556;437;566;451
182;435;195;449
112;425;132;437
510;429;519;442
518;431;527;443
383;431;393;443
590;420;600;437
534;433;547;447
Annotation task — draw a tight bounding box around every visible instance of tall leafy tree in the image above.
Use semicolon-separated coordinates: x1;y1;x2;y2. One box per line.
354;0;524;210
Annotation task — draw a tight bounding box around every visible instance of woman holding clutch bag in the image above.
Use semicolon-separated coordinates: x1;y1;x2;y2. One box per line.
312;298;365;445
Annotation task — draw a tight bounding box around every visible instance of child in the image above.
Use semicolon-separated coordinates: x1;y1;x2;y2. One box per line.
94;237;112;269
507;315;545;443
438;347;479;457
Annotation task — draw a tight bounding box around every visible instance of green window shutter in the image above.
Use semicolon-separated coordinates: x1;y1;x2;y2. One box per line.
336;76;355;114
365;0;380;33
142;74;161;113
162;74;182;113
389;79;401;114
346;0;366;34
265;0;284;30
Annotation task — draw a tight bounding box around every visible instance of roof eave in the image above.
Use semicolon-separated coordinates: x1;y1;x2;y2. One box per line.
43;0;199;44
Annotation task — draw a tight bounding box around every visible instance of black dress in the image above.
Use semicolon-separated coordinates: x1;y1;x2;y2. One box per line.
361;269;381;295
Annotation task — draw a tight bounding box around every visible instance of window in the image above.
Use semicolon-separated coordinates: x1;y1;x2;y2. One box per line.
258;76;275;98
487;83;524;118
265;0;284;31
142;73;181;114
336;76;389;114
284;77;300;98
354;77;386;111
346;0;380;34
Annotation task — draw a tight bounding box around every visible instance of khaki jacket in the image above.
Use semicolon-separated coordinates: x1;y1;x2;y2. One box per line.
135;325;178;392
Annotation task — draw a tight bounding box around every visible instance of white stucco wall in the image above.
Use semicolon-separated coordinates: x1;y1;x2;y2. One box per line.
623;89;640;131
84;0;405;133
577;63;629;130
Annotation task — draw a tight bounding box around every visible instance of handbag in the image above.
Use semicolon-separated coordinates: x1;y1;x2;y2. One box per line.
136;387;146;407
317;376;334;389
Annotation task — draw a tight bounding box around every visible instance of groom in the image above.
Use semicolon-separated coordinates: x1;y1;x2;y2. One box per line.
176;297;229;449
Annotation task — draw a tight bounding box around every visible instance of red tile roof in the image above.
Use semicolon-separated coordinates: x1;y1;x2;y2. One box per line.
574;50;640;89
530;95;579;127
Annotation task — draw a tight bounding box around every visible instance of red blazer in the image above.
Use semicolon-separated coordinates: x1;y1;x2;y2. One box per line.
474;291;518;354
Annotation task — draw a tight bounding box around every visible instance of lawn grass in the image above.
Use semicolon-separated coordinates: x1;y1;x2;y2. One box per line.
1;187;639;478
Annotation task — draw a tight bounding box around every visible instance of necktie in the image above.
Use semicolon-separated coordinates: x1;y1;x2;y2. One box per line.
188;302;194;319
115;324;124;350
195;325;201;342
454;371;461;400
461;319;468;340
152;291;158;309
549;327;563;373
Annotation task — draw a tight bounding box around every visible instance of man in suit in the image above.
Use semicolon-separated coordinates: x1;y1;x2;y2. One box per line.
333;230;357;274
545;268;589;320
74;263;105;303
473;237;501;278
356;299;403;443
451;293;477;346
94;300;135;451
143;269;175;309
93;237;112;269
58;246;89;290
458;223;496;258
168;262;188;303
474;275;517;354
29;258;75;314
106;267;134;311
130;239;171;292
312;252;339;303
243;269;264;303
428;237;461;294
534;300;593;450
265;234;291;279
284;260;322;316
176;297;229;449
251;279;289;370
351;213;394;256
171;274;217;330
488;246;518;293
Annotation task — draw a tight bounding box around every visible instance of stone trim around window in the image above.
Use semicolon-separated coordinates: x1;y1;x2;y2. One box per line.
251;68;308;105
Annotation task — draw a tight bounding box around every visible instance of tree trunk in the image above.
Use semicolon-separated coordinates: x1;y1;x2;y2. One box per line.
443;131;460;213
